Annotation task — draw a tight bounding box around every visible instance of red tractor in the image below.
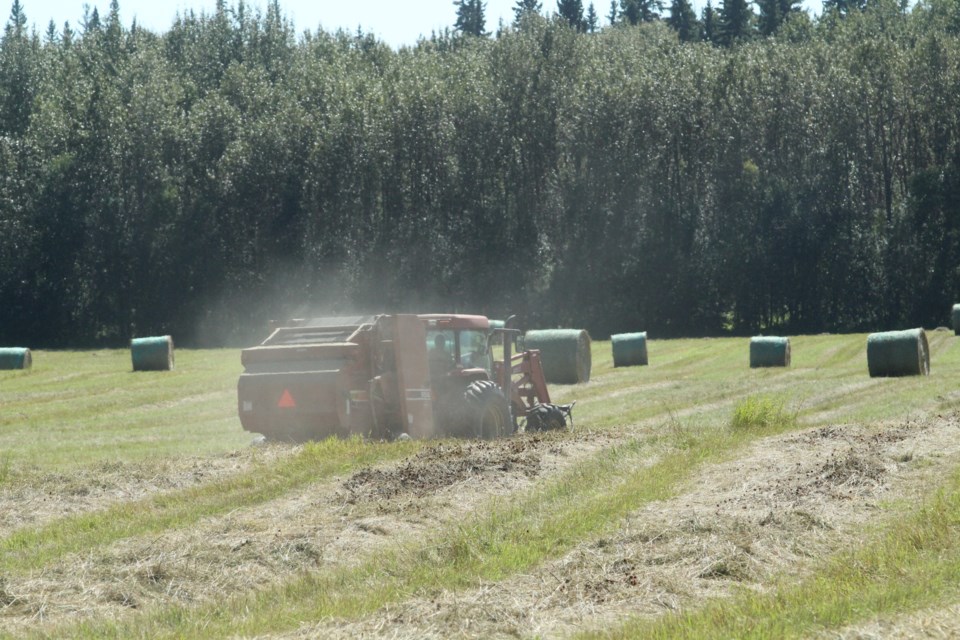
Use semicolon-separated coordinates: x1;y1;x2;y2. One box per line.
237;314;573;441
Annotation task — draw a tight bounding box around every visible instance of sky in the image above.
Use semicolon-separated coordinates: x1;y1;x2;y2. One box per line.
23;0;822;48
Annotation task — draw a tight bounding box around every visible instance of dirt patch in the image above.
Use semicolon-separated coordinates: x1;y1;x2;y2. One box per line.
291;416;960;639
341;437;544;503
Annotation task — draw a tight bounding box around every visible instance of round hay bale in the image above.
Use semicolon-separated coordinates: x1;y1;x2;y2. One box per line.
952;304;960;335
866;328;929;377
523;329;591;384
611;332;648;367
131;336;174;371
750;336;791;368
0;347;31;370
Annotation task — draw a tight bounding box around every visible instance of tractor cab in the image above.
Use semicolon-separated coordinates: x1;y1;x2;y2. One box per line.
420;314;494;377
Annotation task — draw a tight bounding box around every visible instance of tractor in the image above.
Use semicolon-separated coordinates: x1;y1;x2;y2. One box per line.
237;314;573;442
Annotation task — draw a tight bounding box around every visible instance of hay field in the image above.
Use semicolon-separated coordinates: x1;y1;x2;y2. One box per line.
2;332;960;638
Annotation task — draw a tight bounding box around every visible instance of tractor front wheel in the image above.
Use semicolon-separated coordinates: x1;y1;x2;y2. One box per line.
464;380;513;439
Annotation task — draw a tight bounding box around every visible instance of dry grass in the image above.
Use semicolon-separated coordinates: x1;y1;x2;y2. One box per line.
4;335;960;638
279;415;960;639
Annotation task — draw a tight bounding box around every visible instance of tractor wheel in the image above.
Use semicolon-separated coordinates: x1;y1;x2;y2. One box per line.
526;403;568;432
463;380;513;439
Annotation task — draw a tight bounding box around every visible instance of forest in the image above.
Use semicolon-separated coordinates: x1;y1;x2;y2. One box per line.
1;0;959;346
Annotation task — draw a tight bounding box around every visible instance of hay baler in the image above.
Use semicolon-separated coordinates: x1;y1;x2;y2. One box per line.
237;314;571;441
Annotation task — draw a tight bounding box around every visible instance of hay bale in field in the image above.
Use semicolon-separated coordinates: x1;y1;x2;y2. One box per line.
0;347;31;370
952;304;960;335
750;336;791;368
523;329;591;384
131;336;174;371
866;328;929;377
611;332;648;367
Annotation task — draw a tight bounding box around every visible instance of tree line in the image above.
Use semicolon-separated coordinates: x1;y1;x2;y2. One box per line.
1;0;960;346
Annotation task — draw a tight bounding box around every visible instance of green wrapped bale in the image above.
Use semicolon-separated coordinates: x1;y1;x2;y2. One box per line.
0;347;31;370
867;328;929;377
952;304;960;335
750;336;791;368
611;332;648;367
131;336;174;371
523;329;591;384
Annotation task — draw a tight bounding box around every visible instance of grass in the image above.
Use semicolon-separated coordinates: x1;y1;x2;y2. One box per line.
581;465;960;639
0;437;419;576
3;332;960;638
0;349;249;469
730;395;798;432
34;391;804;638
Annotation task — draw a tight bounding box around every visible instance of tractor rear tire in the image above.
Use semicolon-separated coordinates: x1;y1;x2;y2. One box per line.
464;380;513;439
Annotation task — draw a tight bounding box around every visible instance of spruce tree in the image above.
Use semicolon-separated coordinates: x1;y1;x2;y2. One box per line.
620;0;661;24
822;0;866;15
513;0;542;23
702;0;718;42
557;0;586;30
586;2;599;30
454;0;489;36
718;0;753;45
758;0;799;35
667;0;699;40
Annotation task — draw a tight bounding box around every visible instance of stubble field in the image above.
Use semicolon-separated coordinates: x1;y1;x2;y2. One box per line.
2;331;960;638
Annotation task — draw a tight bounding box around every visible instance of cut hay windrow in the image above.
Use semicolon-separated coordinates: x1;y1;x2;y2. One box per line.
0;347;31;370
523;329;591;384
952;304;960;335
612;332;648;367
749;336;791;368
866;328;929;377
131;335;174;371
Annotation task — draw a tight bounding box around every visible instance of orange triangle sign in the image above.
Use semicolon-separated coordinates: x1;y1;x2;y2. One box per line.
277;389;296;408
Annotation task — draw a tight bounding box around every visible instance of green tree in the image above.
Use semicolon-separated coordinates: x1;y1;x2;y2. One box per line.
758;0;801;35
586;2;600;30
702;0;719;42
557;0;586;30
620;0;661;24
718;0;753;45
0;0;39;136
513;0;542;23
667;0;700;40
454;0;489;36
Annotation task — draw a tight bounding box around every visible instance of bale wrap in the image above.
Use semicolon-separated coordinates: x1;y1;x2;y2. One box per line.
612;332;648;367
131;336;174;371
750;336;791;368
523;329;591;384
0;347;31;370
866;328;929;377
952;304;960;335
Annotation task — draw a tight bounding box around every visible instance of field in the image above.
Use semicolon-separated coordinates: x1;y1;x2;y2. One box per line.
2;332;960;638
